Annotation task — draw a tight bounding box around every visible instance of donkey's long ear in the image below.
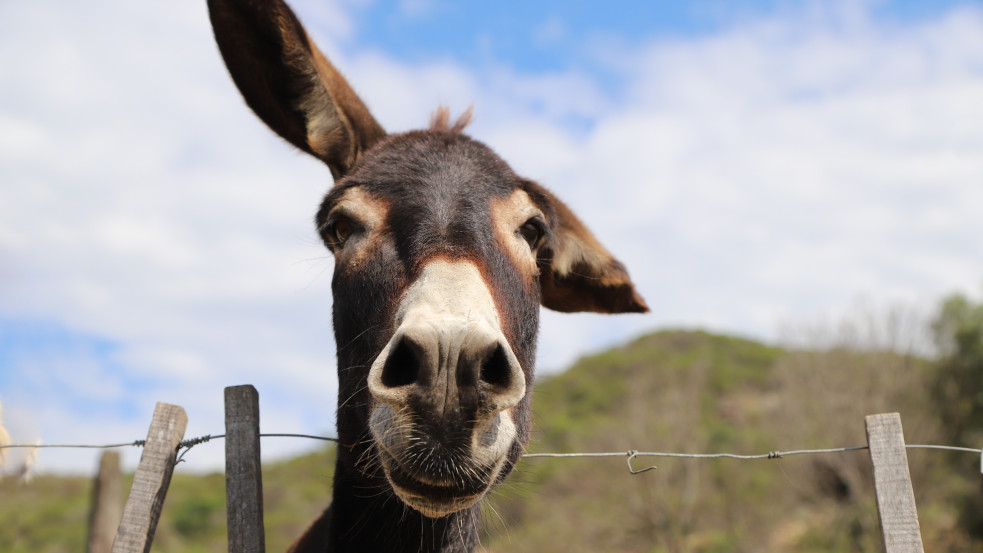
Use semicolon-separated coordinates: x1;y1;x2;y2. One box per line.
523;181;649;314
207;0;386;179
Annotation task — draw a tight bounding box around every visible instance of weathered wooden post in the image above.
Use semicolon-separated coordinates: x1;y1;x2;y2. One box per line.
865;412;925;553
225;385;266;553
87;450;123;553
112;402;188;553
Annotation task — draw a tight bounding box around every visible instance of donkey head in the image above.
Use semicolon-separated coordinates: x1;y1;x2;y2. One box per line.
209;0;647;519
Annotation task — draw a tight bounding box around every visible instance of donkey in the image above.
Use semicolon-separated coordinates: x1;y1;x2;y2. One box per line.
207;0;648;551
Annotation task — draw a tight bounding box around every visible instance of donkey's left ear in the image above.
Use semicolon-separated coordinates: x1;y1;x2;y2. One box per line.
523;182;649;314
207;0;386;180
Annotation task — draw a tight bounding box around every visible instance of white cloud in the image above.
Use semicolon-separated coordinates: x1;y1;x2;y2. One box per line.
534;16;567;47
456;3;983;369
398;0;436;19
0;0;344;472
1;0;981;473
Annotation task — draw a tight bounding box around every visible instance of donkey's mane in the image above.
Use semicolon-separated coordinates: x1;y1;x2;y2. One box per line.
429;105;473;133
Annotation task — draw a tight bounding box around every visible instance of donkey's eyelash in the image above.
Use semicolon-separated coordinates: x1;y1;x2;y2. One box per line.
320;213;365;249
517;217;548;250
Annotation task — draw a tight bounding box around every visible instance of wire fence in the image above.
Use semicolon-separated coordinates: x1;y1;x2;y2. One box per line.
0;393;968;553
2;433;981;475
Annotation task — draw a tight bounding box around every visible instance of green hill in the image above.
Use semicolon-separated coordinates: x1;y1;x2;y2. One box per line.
481;330;970;552
2;329;979;552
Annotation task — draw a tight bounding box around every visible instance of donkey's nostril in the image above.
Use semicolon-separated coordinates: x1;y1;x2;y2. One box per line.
369;322;525;414
381;337;421;388
479;344;513;389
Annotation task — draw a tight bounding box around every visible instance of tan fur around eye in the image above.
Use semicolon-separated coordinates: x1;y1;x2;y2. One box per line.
324;187;389;261
489;190;543;278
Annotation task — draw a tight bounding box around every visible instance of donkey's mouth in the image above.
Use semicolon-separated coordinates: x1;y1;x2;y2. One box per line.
368;402;520;517
377;446;497;518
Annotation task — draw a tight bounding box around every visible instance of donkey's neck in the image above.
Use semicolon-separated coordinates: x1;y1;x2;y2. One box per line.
327;457;481;553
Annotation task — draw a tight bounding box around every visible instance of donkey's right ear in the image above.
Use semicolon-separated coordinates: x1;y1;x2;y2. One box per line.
207;0;386;180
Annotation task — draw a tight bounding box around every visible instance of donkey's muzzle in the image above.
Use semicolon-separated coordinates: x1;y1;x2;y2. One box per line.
369;320;526;418
364;259;527;517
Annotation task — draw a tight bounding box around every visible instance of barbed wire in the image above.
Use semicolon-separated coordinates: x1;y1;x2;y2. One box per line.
524;446;880;474
0;433;339;452
2;434;981;474
0;440;149;449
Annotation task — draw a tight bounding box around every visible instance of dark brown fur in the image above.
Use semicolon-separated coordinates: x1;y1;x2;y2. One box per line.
207;1;647;551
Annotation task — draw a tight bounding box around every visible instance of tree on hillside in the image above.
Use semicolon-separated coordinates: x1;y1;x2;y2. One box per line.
931;292;983;444
930;291;983;540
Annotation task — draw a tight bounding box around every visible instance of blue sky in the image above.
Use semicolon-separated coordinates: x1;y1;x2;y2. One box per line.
348;0;973;72
1;0;982;475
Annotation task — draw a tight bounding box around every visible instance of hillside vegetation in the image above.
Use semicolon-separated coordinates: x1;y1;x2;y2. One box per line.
2;316;982;551
483;330;969;552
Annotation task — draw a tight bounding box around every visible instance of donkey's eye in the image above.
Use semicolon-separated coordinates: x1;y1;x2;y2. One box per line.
325;217;358;249
518;218;545;250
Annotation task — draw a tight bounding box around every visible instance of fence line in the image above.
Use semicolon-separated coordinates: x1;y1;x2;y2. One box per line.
3;385;972;553
867;413;925;553
87;450;121;553
2;437;981;475
225;386;265;553
111;402;186;553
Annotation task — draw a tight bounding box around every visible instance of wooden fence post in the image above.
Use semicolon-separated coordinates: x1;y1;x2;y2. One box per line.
225;385;266;553
112;402;188;553
87;450;123;553
865;412;925;553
